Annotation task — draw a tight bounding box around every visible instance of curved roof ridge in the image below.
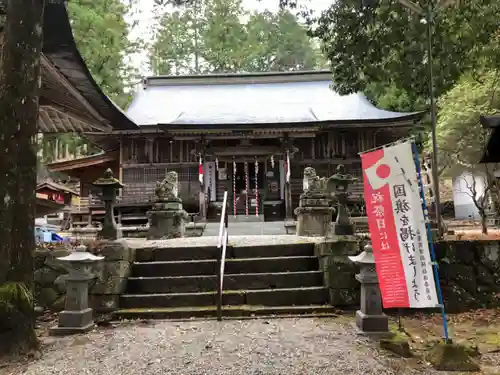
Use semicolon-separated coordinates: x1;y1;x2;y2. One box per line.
127;78;424;127
42;2;138;130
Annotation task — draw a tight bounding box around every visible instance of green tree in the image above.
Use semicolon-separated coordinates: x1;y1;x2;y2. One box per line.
432;69;500;233
433;70;500;172
151;1;325;75
244;9;326;71
67;0;139;108
313;0;500;111
150;10;198;75
0;0;44;355
40;0;141;167
201;0;247;72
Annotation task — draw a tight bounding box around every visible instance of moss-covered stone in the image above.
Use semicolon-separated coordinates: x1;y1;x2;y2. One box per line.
432;240;500;312
91;276;128;295
36;287;59;308
98;240;132;261
90;294;120;312
33;249;49;269
379;337;412;358
329;288;359;306
33;240;135;313
52;296;66;312
34;267;60;285
54;274;68;293
427;342;480;372
44;249;72;272
315;238;361;307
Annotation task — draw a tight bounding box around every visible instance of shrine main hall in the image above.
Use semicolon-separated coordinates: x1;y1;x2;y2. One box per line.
48;70;423;226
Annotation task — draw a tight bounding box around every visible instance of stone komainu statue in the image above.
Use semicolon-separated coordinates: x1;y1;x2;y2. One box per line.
154;171;179;201
302;167;327;194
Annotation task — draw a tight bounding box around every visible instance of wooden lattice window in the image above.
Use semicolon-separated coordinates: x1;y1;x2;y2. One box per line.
123;167;145;184
144;167;166;183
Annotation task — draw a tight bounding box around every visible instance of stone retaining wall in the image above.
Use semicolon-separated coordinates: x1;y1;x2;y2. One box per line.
314;237;364;308
35;238;500;314
435;240;500;313
34;248;72;311
34;240;135;313
315;238;500;313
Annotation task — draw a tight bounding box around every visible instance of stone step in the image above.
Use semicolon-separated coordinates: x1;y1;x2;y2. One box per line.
228;215;265;223
131;256;319;277
134;243;315;262
120;286;328;309
231;243;314;259
135;246;221;262
127;271;324;294
113;304;338;320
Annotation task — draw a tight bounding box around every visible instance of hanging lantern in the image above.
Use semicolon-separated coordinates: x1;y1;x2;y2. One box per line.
270;155;275;169
215;157;219;171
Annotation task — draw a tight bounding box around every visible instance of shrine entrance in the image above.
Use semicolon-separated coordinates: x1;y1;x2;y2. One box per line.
232;161;265;217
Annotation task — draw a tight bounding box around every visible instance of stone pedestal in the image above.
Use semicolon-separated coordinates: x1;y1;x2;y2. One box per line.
294;194;334;237
148;198;189;240
99;199;122;240
51;275;95;335
328;167;357;235
332;200;355;235
314;238;360;306
349;243;389;335
50;245;103;336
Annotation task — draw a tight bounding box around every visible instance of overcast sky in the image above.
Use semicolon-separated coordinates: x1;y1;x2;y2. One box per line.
129;0;333;75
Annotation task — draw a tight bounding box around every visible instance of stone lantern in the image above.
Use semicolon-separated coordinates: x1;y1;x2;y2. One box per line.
50;244;104;336
92;168;124;240
329;165;357;235
349;242;389;334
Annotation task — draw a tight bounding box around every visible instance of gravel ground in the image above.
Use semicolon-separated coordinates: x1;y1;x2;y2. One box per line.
11;318;447;375
126;234;324;249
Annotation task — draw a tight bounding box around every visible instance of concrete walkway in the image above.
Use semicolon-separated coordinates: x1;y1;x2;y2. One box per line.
203;221;287;236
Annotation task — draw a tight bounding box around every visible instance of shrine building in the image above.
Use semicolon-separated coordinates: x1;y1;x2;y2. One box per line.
48;70;424;227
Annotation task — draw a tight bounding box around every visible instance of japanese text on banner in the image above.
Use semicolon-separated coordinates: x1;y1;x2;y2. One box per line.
361;141;438;309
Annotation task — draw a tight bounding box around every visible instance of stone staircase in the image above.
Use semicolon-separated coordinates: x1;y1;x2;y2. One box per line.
114;243;336;320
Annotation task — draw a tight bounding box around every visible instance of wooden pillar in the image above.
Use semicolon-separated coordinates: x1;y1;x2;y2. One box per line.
55;137;59;161
199;151;207;221
118;137;123;197
284;151;293;220
285;182;292;220
148;137;154;163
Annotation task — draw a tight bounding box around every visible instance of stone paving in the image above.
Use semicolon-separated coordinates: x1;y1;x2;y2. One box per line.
126;234;320;249
203;221;287;236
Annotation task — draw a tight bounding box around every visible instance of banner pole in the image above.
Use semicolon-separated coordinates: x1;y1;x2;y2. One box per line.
412;141;450;343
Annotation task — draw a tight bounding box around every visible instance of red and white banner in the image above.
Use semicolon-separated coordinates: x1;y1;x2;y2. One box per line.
285;150;291;183
199;156;204;184
361;141;438;309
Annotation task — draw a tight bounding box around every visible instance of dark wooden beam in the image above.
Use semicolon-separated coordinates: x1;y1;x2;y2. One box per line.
41;55;109;126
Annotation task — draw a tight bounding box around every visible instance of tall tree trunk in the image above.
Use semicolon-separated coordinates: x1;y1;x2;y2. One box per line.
0;0;45;354
479;209;488;235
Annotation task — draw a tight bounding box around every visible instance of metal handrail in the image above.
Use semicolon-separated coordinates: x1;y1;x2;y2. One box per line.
216;191;229;321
